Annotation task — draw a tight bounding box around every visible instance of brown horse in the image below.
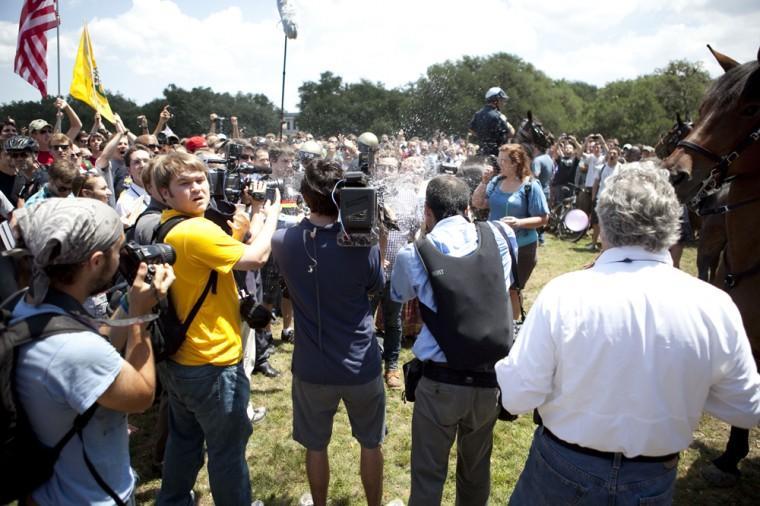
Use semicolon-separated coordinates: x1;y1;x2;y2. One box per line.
655;115;727;281
665;45;760;484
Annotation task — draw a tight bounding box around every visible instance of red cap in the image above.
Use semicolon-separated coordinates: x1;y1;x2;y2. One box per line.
185;136;208;153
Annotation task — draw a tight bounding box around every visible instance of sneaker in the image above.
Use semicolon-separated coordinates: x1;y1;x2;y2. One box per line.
281;328;294;343
298;493;314;506
384;369;402;389
586;242;599;251
386;500;405;506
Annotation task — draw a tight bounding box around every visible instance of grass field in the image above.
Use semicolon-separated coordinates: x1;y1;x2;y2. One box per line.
131;236;760;505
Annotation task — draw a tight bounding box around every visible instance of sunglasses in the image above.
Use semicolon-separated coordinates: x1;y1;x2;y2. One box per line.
238;154;253;161
8;152;29;159
52;144;71;151
147;144;160;150
36;128;52;134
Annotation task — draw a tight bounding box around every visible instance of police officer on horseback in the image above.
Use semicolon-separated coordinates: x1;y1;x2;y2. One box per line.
469;87;514;157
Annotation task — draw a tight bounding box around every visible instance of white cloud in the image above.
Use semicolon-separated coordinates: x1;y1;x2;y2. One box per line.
0;0;757;112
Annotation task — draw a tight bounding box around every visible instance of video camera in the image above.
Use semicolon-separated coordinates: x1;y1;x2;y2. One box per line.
337;171;379;247
119;242;176;284
203;142;282;203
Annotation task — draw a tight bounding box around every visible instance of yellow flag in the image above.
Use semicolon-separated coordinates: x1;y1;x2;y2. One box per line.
70;25;115;124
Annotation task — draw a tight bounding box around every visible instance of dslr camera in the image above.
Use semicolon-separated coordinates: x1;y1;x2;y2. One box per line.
119;242;176;284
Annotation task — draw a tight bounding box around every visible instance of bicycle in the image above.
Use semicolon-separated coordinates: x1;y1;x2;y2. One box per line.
547;184;589;242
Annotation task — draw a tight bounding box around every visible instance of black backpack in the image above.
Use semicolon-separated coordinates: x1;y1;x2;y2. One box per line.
150;216;217;362
0;297;126;505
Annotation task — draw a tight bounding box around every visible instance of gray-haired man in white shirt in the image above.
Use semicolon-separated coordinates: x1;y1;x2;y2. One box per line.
496;161;760;504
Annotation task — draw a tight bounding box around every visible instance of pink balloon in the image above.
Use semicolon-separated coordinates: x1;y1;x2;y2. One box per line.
564;209;589;232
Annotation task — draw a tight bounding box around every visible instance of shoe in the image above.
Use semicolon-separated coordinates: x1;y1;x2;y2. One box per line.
246;403;267;424
386;499;405;506
384;369;402;389
281;328;294;343
254;362;280;378
586;242;599;251
298;493;314;506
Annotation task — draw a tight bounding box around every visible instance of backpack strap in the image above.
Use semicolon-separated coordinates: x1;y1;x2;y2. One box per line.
77;410;127;506
10;313;125;504
490;222;526;321
154;214;219;333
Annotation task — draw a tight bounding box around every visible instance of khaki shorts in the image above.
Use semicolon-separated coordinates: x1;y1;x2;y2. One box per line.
292;374;386;451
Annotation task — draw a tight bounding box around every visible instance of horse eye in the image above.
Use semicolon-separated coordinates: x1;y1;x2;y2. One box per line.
741;104;760;116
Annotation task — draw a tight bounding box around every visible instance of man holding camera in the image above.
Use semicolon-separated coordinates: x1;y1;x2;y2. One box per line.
271;160;385;506
391;175;517;506
11;198;174;505
151;151;281;505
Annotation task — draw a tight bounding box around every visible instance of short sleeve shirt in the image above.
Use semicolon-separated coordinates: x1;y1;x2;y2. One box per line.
486;178;549;247
12;301;133;505
161;210;245;366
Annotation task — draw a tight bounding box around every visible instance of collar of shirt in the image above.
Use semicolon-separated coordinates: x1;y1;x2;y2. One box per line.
128;183;148;198
427;215;476;255
594;245;672;267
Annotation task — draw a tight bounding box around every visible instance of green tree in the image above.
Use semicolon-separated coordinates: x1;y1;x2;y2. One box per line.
652;60;711;123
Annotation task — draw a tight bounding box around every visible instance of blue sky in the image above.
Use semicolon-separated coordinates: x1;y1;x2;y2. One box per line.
1;0;758;113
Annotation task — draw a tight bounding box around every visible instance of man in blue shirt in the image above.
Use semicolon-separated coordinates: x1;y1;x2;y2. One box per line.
12;198;174;505
271;160;385;506
391;175;517;506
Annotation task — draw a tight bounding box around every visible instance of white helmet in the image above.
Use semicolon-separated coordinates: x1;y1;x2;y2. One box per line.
485;87;508;101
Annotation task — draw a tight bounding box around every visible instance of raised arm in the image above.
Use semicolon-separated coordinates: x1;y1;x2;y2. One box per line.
55;97;83;140
96;132;128;169
152;106;172;136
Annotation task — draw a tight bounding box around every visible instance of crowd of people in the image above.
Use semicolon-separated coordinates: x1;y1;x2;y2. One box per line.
0;88;758;506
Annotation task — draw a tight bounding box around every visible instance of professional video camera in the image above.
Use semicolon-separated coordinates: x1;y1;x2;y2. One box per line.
203;142;283;203
337;171;379;247
119;242;176;284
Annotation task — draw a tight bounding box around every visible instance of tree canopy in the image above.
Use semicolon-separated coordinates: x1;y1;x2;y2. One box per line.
1;53;712;145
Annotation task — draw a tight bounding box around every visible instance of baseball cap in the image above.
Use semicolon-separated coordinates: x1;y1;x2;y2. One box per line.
185;136;208;153
29;119;52;132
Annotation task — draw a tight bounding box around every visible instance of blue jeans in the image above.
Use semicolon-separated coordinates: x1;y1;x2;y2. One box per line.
157;361;253;506
510;427;678;505
371;280;402;369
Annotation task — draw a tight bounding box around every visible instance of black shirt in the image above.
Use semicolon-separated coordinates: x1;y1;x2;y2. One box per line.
552;156;579;187
469;104;509;156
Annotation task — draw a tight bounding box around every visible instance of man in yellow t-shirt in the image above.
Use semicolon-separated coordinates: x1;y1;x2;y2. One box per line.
151;151;280;505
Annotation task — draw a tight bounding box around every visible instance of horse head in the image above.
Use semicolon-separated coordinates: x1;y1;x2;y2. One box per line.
665;45;760;206
655;114;693;159
515;110;553;153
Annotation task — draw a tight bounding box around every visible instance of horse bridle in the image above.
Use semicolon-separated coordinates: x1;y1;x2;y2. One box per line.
676;123;760;211
677;123;760;289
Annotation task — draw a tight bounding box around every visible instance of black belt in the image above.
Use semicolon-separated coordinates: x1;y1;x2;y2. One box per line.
422;361;498;388
543;428;678;463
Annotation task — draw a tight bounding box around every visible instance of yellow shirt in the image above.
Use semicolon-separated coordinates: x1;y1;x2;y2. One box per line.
161;210;245;366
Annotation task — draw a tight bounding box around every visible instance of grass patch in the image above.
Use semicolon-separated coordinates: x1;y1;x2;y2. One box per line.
131;236;759;504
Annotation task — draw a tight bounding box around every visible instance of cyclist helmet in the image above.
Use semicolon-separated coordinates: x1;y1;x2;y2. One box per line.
4;135;39;154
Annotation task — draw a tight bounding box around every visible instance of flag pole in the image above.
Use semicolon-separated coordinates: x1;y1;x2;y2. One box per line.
279;34;288;141
55;0;61;97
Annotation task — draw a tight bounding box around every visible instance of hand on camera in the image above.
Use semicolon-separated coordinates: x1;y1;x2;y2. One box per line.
228;209;252;242
264;188;282;220
128;262;175;315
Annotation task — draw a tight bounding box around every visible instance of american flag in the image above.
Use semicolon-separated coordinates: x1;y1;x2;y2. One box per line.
14;0;60;97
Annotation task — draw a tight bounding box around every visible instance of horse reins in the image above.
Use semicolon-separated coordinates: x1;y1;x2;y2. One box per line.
676;123;760;289
676;123;760;211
